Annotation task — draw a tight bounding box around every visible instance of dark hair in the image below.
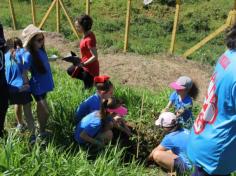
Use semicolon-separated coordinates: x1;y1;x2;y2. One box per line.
76;15;93;32
95;80;113;92
6;37;23;50
188;82;199;100
13;37;23;48
100;97;120;119
226;24;236;50
27;35;46;74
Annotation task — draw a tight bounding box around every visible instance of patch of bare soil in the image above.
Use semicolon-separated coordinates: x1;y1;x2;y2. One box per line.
4;29;212;102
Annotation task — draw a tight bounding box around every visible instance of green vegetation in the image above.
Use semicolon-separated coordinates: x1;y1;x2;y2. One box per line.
0;0;233;65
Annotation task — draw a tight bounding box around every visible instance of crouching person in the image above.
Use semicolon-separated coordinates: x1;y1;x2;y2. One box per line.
74;97;126;149
148;112;192;175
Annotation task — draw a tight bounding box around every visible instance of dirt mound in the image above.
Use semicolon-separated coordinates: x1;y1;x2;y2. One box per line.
4;28;212;101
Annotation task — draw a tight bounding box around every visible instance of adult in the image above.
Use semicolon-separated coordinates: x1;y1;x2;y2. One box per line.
67;14;99;89
22;24;54;139
187;25;236;176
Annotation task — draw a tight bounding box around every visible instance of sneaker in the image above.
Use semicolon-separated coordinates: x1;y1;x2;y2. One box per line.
16;124;26;133
29;135;36;145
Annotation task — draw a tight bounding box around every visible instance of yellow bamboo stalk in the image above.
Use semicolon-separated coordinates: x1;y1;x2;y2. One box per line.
56;0;60;32
39;0;57;29
59;0;80;39
86;0;90;15
169;0;181;54
234;0;236;10
183;24;228;58
31;0;36;26
124;0;131;52
8;0;17;30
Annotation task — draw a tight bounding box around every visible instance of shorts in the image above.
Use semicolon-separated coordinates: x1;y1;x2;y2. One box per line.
174;157;191;175
33;93;47;102
191;166;230;176
9;91;32;105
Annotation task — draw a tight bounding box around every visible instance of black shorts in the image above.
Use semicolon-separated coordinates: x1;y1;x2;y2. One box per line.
174;157;190;175
9;91;32;105
33;93;47;102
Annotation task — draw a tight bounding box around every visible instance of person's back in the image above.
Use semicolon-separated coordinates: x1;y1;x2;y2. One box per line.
187;49;236;175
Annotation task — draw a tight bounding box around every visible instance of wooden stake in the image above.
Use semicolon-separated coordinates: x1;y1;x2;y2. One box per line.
56;0;60;32
59;0;80;39
169;0;181;54
86;0;90;15
8;0;17;30
124;0;131;52
31;0;36;26
39;0;57;29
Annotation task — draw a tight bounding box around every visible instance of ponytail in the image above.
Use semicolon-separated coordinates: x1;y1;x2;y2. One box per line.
100;99;108;120
188;81;199;100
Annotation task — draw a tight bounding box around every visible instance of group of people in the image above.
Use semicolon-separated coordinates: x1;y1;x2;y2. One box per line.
0;14;236;176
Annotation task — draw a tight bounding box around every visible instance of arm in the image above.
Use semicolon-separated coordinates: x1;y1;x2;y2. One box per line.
162;101;173;112
82;47;98;66
80;131;103;146
19;70;30;92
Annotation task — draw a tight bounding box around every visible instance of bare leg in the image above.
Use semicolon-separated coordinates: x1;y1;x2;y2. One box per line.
37;99;49;134
15;104;24;125
23;103;35;135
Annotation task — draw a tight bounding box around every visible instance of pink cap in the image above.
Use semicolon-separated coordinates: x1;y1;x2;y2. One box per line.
169;76;193;90
107;106;128;117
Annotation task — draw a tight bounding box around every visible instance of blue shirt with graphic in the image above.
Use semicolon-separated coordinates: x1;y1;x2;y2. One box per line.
74;111;102;144
161;128;192;169
5;48;26;92
23;49;54;95
75;93;101;122
187;50;236;175
169;91;193;123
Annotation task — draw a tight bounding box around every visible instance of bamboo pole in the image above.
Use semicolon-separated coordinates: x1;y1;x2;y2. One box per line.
124;0;131;52
56;0;60;32
31;0;36;26
86;0;90;15
8;0;17;30
39;0;57;29
169;0;181;54
59;0;80;39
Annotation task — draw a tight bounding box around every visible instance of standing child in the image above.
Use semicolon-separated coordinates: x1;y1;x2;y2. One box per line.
148;112;192;175
67;14;99;89
162;76;199;129
5;38;36;143
22;24;54;140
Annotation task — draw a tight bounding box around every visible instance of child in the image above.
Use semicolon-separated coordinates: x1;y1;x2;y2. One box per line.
162;76;199;129
67;14;99;89
75;75;113;122
74;97;127;148
5;38;36;143
22;24;54;140
148;112;192;175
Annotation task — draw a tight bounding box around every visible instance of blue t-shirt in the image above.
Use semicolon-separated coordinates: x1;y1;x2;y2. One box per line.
161;128;192;169
187;50;236;175
75;93;101;122
23;49;54;95
74;111;102;144
169;91;193;122
5;48;26;92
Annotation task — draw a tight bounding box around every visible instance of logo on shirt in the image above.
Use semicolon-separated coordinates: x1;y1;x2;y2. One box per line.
193;73;218;134
219;55;230;70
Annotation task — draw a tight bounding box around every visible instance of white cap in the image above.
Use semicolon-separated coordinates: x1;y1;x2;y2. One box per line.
155;112;177;128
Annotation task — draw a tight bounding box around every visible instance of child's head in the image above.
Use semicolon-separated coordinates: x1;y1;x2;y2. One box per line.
6;38;18;56
94;75;114;99
75;14;93;34
155;112;179;132
13;37;23;49
226;24;236;50
100;97;128;119
170;76;199;99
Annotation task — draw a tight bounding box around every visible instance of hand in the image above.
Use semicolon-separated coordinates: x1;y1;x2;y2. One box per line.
19;84;30;92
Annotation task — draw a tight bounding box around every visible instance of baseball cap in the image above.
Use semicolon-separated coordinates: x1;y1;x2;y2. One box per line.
155;112;177;128
169;76;193;90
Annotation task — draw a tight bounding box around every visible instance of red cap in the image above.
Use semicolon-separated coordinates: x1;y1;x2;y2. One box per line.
94;75;110;83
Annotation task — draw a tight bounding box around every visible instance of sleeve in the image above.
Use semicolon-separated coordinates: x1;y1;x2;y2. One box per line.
160;135;174;150
84;122;101;138
22;52;32;70
75;100;90;122
169;92;176;103
86;36;96;49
